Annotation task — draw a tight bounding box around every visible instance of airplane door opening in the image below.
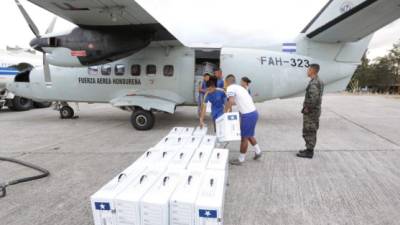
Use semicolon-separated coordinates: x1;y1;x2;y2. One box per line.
194;49;221;104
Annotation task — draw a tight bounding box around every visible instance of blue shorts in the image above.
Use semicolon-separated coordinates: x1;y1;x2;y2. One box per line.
240;111;259;138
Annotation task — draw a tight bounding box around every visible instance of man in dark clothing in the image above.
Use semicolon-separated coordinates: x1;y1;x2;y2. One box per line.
297;64;324;159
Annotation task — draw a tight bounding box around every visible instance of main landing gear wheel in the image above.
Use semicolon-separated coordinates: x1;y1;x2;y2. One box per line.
59;106;74;119
9;96;33;111
130;110;155;131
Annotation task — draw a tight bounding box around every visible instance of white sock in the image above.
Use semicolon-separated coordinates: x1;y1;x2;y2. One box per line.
254;144;261;154
238;153;246;162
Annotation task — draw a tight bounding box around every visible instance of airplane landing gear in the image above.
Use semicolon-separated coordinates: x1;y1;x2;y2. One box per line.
60;105;74;119
56;102;79;119
8;96;33;111
130;109;155;131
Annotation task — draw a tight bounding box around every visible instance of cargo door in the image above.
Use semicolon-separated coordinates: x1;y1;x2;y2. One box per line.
194;49;221;105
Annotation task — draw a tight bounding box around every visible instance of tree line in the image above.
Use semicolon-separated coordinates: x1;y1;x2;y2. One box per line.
347;39;400;94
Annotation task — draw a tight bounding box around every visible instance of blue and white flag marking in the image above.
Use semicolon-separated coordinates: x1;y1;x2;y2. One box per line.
94;202;111;211
199;209;218;218
227;115;238;121
282;43;297;53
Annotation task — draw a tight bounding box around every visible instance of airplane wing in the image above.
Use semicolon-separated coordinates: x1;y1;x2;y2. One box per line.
304;0;400;43
27;0;182;46
110;89;186;114
110;95;178;114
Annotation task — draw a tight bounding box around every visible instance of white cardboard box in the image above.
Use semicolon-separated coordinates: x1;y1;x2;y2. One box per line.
180;127;195;137
200;135;217;149
114;169;165;225
168;148;196;170
206;148;229;172
90;164;147;225
215;113;241;142
170;171;205;225
207;148;229;183
192;127;208;138
134;148;163;168
167;127;185;136
187;147;214;172
140;170;185;225
195;170;227;225
184;136;204;150
146;150;178;170
202;62;217;74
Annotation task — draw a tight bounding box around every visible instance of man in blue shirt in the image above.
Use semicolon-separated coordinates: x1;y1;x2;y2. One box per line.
215;69;225;90
199;76;226;131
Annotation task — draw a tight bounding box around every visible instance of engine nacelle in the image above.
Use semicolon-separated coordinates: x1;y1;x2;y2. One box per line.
31;26;156;67
45;48;82;67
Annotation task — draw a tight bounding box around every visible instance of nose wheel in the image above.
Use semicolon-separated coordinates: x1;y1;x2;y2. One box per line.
130;110;155;130
59;105;74;119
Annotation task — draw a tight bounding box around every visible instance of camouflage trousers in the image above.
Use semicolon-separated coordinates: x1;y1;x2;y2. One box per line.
302;112;321;150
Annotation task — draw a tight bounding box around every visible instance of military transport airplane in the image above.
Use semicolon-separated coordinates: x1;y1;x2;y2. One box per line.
7;0;400;130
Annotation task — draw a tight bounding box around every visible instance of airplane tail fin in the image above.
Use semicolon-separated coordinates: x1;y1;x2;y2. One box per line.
302;0;400;43
300;0;400;62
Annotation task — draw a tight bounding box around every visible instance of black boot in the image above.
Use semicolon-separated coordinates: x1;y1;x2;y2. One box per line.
296;149;314;158
298;149;308;154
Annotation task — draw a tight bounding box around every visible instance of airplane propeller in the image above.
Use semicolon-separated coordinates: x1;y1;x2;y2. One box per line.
14;0;57;87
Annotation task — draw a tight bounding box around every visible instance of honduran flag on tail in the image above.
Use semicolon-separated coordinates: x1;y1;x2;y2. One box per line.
282;43;296;53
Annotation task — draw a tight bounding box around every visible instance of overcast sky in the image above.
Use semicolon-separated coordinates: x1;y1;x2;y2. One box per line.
0;0;399;60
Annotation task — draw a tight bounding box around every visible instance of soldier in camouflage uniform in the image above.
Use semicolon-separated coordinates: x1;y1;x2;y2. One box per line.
297;64;324;159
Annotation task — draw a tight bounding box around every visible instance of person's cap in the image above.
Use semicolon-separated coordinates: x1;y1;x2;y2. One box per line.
242;76;251;84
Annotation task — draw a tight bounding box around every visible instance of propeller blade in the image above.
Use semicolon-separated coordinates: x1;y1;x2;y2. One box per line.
45;17;57;34
14;0;40;37
43;53;52;87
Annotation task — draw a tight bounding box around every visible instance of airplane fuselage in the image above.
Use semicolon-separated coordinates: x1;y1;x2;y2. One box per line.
9;45;357;109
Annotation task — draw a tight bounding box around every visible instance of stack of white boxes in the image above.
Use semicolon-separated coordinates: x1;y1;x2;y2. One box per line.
91;126;229;225
91;164;148;225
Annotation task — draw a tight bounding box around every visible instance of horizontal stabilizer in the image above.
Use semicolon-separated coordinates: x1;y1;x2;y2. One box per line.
304;0;400;43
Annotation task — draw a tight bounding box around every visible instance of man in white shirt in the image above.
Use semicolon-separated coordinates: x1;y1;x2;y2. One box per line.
225;74;262;165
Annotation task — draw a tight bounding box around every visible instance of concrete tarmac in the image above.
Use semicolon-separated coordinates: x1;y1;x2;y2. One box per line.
0;94;399;225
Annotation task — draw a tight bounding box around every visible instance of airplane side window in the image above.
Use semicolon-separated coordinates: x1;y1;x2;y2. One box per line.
88;66;99;75
131;64;141;76
146;65;157;76
163;65;174;77
115;64;125;76
101;65;112;76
